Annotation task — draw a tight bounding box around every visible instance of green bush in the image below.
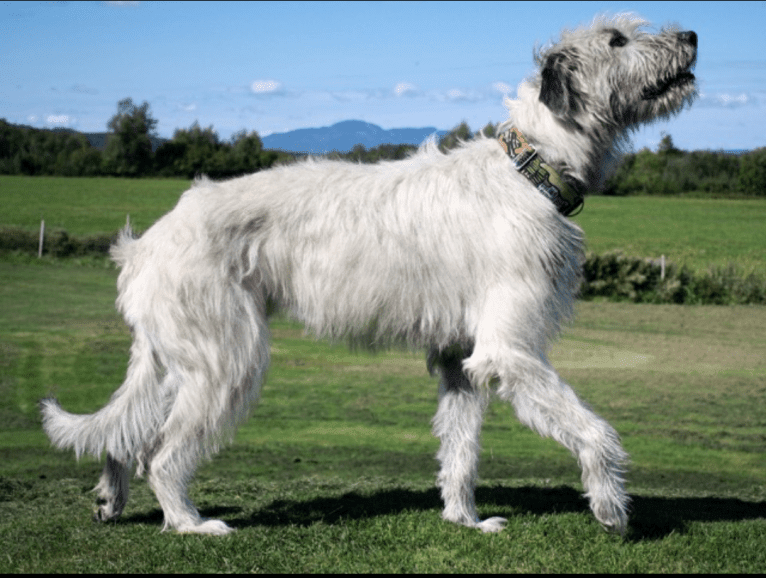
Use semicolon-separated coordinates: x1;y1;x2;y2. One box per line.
738;147;766;196
689;263;766;305
583;251;674;302
0;227;40;253
0;227;116;258
581;251;765;305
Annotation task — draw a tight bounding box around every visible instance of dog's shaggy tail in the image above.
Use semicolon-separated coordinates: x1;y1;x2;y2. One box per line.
41;328;164;463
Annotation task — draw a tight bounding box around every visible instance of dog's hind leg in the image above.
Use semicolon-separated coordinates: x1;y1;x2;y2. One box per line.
145;291;270;535
93;453;131;522
430;348;507;533
146;355;269;535
146;367;238;536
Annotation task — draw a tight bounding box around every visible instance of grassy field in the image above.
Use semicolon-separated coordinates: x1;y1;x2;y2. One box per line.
574;195;766;276
2;175;766;275
1;259;764;572
1;175;190;235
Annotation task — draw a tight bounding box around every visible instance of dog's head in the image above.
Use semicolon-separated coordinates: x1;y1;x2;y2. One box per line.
536;14;697;132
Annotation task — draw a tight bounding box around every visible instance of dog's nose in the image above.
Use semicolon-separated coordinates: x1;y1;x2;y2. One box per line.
678;30;697;48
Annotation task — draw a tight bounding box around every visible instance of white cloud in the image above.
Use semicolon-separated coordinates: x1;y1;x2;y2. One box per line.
46;114;70;125
492;81;513;95
441;88;484;102
394;82;418;97
697;92;754;108
714;93;749;107
180;103;197;112
251;79;283;95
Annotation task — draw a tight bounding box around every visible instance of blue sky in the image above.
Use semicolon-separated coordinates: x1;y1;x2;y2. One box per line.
1;0;764;151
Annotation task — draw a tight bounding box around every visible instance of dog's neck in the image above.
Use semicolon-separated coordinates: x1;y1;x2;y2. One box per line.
503;82;621;194
497;126;584;216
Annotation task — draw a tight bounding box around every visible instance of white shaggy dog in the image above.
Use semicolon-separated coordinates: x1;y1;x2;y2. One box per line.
42;15;697;536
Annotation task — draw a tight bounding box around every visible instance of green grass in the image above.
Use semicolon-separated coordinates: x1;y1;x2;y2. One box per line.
1;260;765;572
2;175;766;275
571;195;766;275
0;175;190;235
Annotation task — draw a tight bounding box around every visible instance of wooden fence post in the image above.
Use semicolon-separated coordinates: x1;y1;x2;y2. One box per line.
38;219;45;258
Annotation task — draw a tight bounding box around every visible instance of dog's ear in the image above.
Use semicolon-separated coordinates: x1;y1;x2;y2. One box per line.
539;49;581;117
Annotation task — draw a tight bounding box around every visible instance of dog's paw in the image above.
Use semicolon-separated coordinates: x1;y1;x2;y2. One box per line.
476;516;507;533
177;519;235;536
598;513;628;537
93;498;124;523
591;502;628;536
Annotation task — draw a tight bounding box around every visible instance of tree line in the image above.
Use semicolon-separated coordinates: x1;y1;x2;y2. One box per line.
604;134;766;197
1;98;764;196
0;98;291;180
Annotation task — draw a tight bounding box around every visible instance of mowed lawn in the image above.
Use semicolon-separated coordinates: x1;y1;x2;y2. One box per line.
1;255;765;572
2;175;766;275
1;176;764;571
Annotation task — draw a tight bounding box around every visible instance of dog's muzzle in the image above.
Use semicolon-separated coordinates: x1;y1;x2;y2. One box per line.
641;30;697;100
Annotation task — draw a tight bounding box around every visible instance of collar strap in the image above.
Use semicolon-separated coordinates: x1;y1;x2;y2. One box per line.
498;126;584;216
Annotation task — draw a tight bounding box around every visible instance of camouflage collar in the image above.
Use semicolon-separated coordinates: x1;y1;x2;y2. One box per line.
498;126;584;216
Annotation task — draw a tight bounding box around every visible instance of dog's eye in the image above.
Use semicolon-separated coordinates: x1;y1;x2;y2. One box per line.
609;32;628;48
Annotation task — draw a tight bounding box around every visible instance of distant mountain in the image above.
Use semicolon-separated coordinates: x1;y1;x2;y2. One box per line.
261;120;448;154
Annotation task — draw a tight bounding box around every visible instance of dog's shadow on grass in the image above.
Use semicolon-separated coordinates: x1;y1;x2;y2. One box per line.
622;493;766;541
181;484;766;542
